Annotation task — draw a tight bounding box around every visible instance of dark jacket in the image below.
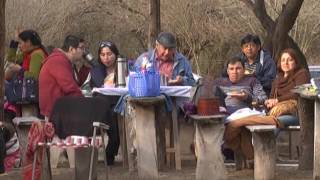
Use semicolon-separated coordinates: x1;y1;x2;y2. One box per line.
90;64;116;88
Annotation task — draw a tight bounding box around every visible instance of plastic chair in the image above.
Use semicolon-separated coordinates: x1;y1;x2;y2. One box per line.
31;122;109;180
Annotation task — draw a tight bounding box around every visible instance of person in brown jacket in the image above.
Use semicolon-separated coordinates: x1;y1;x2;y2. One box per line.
224;48;310;160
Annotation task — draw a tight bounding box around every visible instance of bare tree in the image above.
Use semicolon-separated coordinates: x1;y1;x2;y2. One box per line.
240;0;308;70
0;0;5;122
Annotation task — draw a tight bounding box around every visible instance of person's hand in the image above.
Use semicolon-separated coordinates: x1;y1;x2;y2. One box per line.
15;27;22;40
8;63;22;72
264;98;278;109
168;75;183;86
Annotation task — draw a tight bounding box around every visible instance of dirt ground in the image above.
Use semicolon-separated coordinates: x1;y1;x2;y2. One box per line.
1;161;313;180
1;120;310;180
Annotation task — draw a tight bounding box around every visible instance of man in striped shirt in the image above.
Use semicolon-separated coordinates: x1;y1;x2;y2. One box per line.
214;57;267;114
222;34;276;96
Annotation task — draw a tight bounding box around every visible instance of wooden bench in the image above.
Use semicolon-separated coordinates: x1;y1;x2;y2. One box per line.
245;125;277;180
189;114;227;180
12;116;41;164
280;126;300;159
241;125;301;180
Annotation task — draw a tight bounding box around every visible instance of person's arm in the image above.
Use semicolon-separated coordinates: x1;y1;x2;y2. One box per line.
252;78;267;105
259;51;277;92
24;51;45;79
277;69;310;102
49;60;83;97
170;55;195;86
182;62;196;86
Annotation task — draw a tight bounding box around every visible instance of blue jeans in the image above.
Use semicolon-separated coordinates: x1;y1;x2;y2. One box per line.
277;115;299;127
275;115;299;136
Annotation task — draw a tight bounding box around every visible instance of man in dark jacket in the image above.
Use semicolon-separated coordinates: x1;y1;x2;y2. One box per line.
39;35;84;118
223;34;276;96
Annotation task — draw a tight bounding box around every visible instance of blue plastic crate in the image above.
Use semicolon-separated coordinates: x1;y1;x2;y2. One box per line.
129;71;160;97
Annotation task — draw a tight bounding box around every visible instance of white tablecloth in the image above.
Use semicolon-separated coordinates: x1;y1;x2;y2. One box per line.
92;86;193;98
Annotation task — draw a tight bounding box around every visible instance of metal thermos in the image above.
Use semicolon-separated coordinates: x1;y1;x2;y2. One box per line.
116;57;127;87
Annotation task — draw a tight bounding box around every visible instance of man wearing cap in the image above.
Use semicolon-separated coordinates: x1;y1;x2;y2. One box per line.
135;32;195;86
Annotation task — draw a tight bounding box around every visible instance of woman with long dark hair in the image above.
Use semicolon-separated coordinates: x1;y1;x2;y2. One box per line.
5;29;48;80
89;41;120;165
90;41;119;88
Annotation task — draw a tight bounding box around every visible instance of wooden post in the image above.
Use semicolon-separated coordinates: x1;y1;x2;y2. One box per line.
0;0;6;123
127;96;165;180
252;131;276;180
148;0;161;49
297;96;314;170
314;98;320;179
190;115;227;180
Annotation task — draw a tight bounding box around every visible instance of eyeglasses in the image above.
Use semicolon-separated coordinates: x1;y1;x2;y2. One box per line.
77;45;85;51
99;41;113;48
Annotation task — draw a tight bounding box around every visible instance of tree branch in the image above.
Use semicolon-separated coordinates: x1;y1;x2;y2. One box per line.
275;0;304;37
240;0;274;32
118;0;146;19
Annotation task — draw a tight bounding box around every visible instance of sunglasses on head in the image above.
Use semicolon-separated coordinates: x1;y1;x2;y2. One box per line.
100;41;113;48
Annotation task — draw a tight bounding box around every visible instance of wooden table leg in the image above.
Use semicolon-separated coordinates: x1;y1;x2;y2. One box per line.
195;121;226;180
135;105;159;179
314;99;320;179
298;96;314;170
124;103;137;172
117;114;128;168
252;131;276;180
172;98;181;170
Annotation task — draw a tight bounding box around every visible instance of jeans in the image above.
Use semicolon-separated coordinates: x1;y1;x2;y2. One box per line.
275;115;299;136
277;115;299;127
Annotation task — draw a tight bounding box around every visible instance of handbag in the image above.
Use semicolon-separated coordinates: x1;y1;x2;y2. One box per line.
5;76;39;104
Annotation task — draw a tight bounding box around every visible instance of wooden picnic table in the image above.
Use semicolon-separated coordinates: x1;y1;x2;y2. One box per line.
293;88;320;179
127;96;166;179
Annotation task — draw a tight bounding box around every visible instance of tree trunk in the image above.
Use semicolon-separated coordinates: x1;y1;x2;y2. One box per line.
0;0;6;122
148;0;160;49
241;0;308;71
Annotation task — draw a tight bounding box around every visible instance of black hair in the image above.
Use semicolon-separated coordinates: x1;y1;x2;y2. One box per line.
18;30;42;46
97;41;119;66
61;35;81;52
226;56;244;68
98;41;119;58
240;34;261;47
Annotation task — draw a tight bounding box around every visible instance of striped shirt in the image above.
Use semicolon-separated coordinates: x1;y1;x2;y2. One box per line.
213;76;267;114
244;61;257;75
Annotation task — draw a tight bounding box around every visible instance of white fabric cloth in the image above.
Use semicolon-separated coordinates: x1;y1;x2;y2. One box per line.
92;86;193;98
225;107;265;124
